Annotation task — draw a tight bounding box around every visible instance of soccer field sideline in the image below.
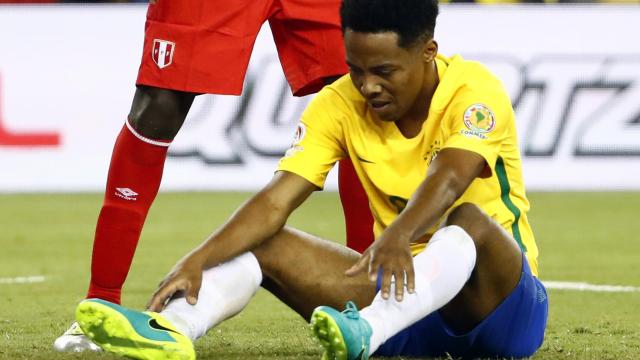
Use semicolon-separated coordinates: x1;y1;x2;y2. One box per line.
2;275;639;294
3;275;640;293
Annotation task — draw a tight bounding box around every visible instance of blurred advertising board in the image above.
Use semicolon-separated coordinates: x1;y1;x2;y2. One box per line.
0;4;639;191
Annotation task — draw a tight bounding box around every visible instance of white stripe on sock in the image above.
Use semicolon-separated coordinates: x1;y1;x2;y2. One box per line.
125;120;171;147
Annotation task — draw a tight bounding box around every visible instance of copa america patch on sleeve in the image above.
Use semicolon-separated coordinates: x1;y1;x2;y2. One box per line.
460;103;496;140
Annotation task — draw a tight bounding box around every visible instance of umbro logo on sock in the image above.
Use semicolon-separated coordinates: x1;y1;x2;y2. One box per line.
115;187;138;201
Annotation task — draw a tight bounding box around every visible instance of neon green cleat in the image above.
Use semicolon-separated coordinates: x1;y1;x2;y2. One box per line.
75;298;195;360
310;301;372;360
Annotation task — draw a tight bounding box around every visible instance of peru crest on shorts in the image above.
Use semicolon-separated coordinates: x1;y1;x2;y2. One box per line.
152;39;175;69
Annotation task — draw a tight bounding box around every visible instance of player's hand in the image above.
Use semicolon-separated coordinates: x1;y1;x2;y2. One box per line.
146;256;204;312
345;230;415;302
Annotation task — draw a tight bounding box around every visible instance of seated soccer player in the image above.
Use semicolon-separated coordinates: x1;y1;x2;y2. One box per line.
74;0;548;359
54;0;375;352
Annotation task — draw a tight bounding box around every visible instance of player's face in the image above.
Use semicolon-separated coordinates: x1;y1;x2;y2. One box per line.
344;30;438;122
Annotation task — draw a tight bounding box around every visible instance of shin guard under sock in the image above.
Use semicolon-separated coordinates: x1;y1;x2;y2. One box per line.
86;121;170;303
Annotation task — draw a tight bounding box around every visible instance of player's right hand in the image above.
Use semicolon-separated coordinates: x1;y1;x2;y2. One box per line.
146;256;204;312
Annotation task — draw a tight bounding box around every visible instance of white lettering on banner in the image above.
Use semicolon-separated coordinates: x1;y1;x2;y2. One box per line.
169;55;640;165
169;55;311;165
576;59;640;156
520;59;604;156
497;57;640;158
169;91;244;164
243;58;310;157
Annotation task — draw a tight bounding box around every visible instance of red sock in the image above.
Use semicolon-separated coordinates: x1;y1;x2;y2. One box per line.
86;121;170;304
338;159;375;254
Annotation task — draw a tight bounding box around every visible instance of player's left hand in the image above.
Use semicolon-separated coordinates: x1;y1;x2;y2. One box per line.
345;230;415;301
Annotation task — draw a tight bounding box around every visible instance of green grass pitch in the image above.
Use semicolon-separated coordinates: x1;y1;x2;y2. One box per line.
0;191;639;359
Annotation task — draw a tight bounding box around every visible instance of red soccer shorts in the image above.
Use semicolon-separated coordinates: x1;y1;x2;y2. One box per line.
136;0;347;96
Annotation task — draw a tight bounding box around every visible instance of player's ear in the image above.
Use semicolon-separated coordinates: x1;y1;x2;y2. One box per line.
423;39;438;63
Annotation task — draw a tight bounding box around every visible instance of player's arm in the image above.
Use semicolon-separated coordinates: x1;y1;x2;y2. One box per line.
191;170;315;268
347;147;486;301
147;170;317;311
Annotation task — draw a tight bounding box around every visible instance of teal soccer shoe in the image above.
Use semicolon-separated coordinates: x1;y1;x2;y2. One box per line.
75;298;195;360
311;301;372;360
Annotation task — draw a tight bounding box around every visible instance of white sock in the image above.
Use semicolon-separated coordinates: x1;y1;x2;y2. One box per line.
360;225;477;355
160;252;263;340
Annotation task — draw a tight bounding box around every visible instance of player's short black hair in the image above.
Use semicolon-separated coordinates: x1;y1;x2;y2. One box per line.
340;0;439;48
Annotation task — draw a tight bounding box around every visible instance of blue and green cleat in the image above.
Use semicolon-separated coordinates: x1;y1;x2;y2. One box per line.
75;298;195;360
310;301;372;360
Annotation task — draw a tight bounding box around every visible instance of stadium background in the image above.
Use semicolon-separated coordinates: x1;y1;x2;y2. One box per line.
0;1;639;359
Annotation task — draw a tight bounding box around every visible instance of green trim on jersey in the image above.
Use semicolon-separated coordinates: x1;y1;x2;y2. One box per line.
495;156;527;253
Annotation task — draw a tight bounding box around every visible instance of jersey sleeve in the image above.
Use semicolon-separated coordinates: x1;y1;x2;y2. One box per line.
277;88;347;189
442;84;514;175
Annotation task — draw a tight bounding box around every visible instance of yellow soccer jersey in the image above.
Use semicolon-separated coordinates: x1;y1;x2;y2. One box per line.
278;54;539;275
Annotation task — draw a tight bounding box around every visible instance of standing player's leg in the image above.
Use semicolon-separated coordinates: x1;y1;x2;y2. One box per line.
338;159;374;253
87;86;195;304
53;87;194;352
55;0;271;352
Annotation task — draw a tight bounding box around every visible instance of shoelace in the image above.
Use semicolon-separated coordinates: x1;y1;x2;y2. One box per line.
341;301;369;360
65;323;83;336
342;301;361;320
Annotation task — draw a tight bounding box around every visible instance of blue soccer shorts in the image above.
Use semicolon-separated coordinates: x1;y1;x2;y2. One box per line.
374;252;548;358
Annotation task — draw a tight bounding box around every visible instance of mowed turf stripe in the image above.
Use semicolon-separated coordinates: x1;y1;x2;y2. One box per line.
0;275;46;284
543;280;640;293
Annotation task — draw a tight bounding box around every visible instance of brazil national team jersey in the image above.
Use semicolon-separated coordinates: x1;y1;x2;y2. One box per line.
278;54;539;276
